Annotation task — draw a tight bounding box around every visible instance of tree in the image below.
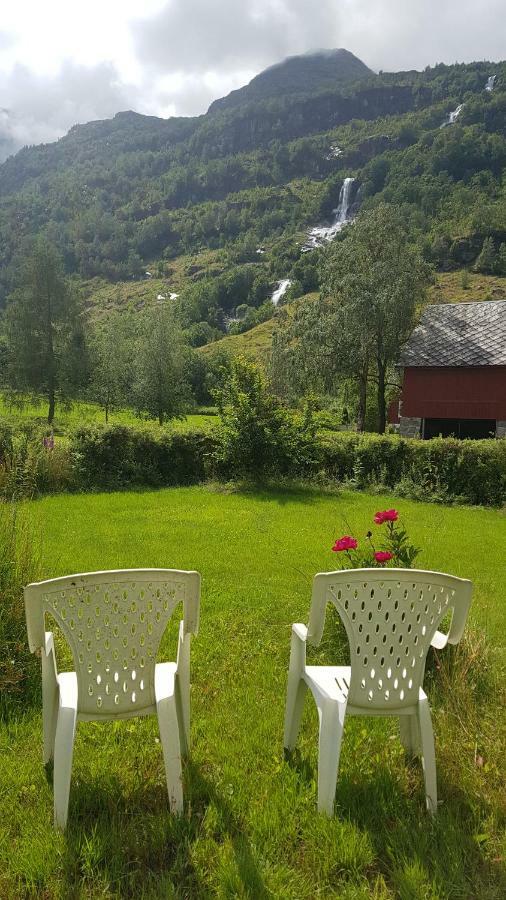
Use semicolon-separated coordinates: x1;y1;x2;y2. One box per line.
213;357;316;478
133;304;189;425
498;243;506;276
2;239;87;423
474;236;498;274
320;205;431;433
88;313;133;422
272;205;431;432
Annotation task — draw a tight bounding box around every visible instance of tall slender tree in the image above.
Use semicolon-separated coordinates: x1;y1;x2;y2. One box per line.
88;312;133;422
133;304;189;425
2;239;87;423
272;205;431;432
320;205;431;432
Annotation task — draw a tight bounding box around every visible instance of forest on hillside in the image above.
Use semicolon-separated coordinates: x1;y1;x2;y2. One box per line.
0;58;504;305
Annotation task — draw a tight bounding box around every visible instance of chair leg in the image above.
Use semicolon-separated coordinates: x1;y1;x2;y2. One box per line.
157;695;184;814
417;699;437;815
317;700;346;816
53;704;77;829
175;628;191;757
42;661;59;765
399;715;420;756
283;673;308;751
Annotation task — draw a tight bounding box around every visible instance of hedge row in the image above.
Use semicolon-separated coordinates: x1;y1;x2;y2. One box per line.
319;432;506;506
71;426;217;489
1;424;505;507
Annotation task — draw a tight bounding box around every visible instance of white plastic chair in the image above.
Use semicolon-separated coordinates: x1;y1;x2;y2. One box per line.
24;568;200;829
283;568;472;816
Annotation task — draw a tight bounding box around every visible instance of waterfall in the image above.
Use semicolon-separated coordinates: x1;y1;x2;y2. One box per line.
335;177;355;224
271;279;292;306
485;75;496;92
304;177;356;250
440;103;464;128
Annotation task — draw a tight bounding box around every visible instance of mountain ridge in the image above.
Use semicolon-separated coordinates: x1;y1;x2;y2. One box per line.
0;53;504;311
208;48;373;113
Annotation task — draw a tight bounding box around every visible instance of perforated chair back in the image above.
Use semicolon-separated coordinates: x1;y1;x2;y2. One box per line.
308;569;473;711
25;569;200;719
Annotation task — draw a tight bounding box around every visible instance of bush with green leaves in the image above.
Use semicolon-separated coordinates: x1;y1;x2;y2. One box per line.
0;423;74;499
70;425;217;490
213;358;319;478
0;504;40;713
320;432;506;506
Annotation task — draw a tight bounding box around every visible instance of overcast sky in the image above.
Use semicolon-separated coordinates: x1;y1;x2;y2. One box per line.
0;0;504;161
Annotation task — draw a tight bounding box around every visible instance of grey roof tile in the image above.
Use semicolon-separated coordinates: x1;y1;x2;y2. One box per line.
400;300;506;367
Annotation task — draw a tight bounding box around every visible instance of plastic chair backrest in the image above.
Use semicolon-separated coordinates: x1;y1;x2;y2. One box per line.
308;569;472;710
25;569;200;717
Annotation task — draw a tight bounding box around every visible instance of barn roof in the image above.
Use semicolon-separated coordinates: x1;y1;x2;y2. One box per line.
400;301;506;367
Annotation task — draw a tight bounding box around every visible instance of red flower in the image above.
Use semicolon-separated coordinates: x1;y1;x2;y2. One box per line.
374;509;399;525
374;551;394;563
332;536;358;552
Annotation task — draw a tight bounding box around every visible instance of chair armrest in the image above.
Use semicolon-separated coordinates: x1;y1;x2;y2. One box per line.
183;573;200;636
41;631;59;699
292;623;308;642
431;580;473;650
289;623;307;673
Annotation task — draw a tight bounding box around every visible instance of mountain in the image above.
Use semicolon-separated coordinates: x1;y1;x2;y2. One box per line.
208;48;373;112
0;52;504;319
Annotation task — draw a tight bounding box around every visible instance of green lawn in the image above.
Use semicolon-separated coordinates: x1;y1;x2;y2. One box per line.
0;397;217;433
2;486;505;898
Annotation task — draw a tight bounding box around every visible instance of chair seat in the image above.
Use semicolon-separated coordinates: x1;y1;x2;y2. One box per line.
303;666;351;703
303;665;428;712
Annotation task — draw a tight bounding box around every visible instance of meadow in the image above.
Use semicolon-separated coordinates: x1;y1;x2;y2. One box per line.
0;396;217;434
1;485;505;898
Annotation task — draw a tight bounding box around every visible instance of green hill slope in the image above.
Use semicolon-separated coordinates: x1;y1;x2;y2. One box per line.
0;51;504;324
196;275;506;368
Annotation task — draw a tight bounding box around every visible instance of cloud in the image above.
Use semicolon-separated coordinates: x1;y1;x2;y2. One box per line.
0;0;504;160
0;61;137;162
133;0;339;74
339;0;506;71
131;0;505;116
133;0;505;81
0;31;17;51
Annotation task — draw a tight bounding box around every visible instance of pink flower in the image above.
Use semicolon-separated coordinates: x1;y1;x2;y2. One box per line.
374;509;399;525
374;551;394;563
332;536;358;552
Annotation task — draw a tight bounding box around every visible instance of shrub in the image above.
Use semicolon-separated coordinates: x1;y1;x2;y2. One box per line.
319;432;506;506
2;419;506;506
213;358;320;479
0;504;40;713
70;425;217;490
0;424;74;499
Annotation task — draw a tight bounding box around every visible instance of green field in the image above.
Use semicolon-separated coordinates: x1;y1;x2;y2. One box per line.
2;486;505;898
0;397;217;433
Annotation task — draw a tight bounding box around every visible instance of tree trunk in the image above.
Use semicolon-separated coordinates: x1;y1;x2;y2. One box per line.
45;275;56;425
356;370;367;432
105;403;109;424
377;358;386;434
158;411;164;426
47;386;55;425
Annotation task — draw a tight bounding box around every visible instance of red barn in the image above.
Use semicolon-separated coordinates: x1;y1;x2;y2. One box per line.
397;301;506;439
